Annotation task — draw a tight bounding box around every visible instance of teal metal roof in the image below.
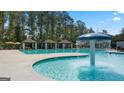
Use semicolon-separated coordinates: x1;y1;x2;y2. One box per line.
77;33;112;40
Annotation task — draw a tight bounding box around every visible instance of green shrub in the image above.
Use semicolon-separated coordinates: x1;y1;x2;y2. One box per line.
0;41;4;49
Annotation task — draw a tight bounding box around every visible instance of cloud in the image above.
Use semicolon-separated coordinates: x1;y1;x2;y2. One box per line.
113;11;124;16
117;11;124;14
113;12;118;16
112;17;121;21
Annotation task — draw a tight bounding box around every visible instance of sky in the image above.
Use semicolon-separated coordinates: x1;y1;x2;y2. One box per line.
68;11;124;35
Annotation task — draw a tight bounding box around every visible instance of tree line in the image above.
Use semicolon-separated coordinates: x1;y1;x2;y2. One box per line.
111;28;124;48
0;11;124;49
0;11;94;43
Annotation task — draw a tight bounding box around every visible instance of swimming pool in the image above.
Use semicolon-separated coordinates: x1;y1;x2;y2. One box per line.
21;48;104;54
33;50;124;81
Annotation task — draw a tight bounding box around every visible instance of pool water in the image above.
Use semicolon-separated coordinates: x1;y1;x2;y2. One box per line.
33;50;124;81
21;48;91;54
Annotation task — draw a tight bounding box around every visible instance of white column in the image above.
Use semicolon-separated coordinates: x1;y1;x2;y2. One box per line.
108;40;111;49
22;43;25;50
35;43;37;49
45;43;47;49
63;43;65;49
71;43;73;49
55;43;57;49
90;40;95;66
76;41;80;49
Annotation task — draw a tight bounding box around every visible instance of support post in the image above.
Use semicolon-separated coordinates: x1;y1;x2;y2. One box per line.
108;40;111;49
55;43;57;49
45;43;47;49
32;43;34;49
90;40;95;66
63;43;65;49
35;43;37;49
22;43;25;50
71;43;73;49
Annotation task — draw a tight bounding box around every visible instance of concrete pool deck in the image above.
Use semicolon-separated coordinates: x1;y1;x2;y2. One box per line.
0;50;88;81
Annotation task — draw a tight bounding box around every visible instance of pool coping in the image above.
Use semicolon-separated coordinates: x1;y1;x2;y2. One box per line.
33;54;88;65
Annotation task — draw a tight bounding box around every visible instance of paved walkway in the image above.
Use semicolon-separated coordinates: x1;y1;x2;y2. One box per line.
0;50;88;81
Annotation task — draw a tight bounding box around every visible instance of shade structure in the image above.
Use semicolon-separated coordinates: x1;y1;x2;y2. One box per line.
59;40;72;44
77;33;112;66
77;33;111;41
22;38;37;49
5;41;15;44
43;39;57;49
15;42;21;45
22;38;36;43
43;39;56;43
58;40;73;49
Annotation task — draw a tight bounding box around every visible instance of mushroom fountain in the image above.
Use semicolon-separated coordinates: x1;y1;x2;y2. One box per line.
77;33;112;66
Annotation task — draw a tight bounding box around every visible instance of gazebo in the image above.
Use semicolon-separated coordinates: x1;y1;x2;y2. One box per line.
43;39;57;49
58;40;73;49
22;38;37;49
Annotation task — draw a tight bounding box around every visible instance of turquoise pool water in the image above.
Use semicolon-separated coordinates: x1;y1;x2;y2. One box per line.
32;50;124;81
21;48;103;54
